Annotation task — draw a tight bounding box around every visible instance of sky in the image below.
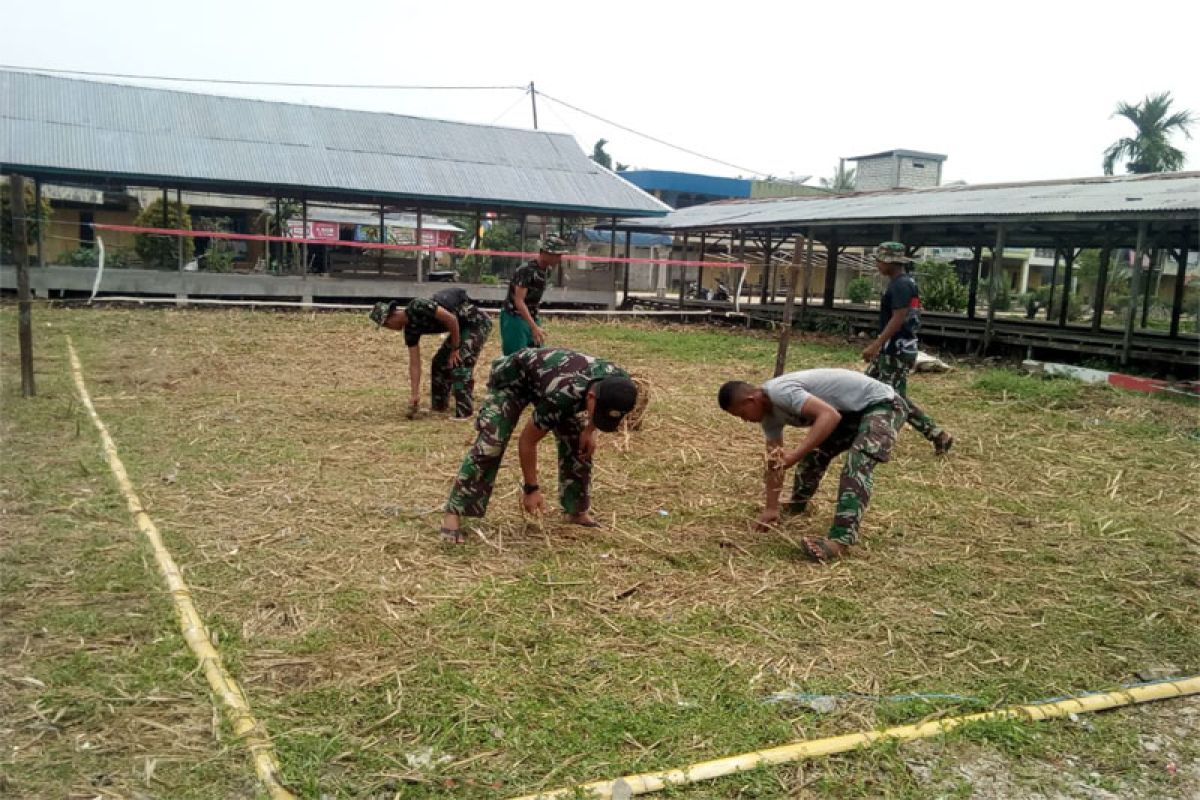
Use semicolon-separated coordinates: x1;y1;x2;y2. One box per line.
5;0;1200;186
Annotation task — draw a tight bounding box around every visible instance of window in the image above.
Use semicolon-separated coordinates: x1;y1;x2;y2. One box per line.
912;162;926;169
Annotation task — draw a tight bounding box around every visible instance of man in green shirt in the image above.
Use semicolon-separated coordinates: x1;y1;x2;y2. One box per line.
500;235;568;355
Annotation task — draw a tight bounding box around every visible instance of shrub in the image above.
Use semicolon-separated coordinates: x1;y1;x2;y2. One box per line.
846;276;874;304
61;246;131;268
1;182;52;255
913;259;968;312
134;199;193;268
988;281;1012;312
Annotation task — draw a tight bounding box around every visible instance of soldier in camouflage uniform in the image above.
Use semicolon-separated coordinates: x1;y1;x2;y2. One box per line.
369;287;492;419
861;241;953;455
440;347;639;543
718;368;907;562
499;235;568;355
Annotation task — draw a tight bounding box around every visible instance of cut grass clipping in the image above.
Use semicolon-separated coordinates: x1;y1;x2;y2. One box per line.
1;308;1197;799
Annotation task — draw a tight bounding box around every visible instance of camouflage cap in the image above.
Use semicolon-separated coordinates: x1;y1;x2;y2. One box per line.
874;241;913;264
369;300;400;326
539;234;570;255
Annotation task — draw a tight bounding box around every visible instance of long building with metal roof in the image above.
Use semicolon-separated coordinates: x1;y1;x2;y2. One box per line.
0;69;669;218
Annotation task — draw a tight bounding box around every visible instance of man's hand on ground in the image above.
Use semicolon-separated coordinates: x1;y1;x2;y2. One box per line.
521;489;547;516
753;508;781;532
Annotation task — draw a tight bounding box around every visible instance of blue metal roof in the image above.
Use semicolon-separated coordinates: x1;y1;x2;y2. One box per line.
579;229;672;247
0;70;670;217
619;170;752;198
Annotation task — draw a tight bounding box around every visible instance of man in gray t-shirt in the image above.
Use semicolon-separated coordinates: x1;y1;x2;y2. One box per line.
718;369;907;562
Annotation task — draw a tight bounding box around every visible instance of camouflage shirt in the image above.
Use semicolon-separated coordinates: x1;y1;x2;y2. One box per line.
491;347;629;431
502;260;549;317
402;297;447;347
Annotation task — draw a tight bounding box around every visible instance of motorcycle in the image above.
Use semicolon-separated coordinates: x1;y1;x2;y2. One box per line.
712;279;731;302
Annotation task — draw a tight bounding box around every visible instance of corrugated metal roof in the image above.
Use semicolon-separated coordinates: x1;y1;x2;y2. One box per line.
847;149;947;161
617;172;1200;231
0;70;670;217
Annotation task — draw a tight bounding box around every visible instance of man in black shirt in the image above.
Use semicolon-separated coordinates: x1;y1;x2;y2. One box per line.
370;287;492;419
500;235;568;355
860;242;953;455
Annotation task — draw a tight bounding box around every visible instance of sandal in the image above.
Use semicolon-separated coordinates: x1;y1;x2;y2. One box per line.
440;527;467;544
801;536;847;562
933;432;954;456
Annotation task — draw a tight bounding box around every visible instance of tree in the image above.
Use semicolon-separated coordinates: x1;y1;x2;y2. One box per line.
134;198;193;268
591;139;613;169
1102;92;1195;175
914;259;969;312
819;162;856;192
1;182;52;255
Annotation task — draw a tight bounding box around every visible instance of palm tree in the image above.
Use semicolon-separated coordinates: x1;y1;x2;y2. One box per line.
820;161;856;192
1102;92;1195;175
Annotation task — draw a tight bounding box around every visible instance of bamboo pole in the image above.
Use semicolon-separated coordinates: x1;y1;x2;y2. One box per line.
510;676;1200;800
66;339;296;800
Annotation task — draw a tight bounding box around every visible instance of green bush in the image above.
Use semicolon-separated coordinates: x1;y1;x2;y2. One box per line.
1033;285;1083;321
914;259;968;312
61;246;130;269
846;276;874;304
988;281;1012;311
1;182;52;256
479;273;500;286
134;199;193;268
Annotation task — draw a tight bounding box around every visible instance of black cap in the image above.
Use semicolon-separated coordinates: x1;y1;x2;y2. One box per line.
591;377;638;432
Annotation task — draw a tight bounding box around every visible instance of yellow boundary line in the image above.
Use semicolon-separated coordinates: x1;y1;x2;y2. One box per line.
66;338;295;800
511;675;1200;799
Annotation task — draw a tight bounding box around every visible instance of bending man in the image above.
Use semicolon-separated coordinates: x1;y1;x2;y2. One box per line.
441;347;639;543
370;287;492;419
718;368;906;562
500;235;568;355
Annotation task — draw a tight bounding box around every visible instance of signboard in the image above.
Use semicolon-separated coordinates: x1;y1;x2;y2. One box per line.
286;220;340;241
353;226;455;248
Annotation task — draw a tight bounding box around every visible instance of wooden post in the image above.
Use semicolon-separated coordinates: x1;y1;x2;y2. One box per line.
774;235;802;377
300;198;309;276
1140;248;1158;328
529;81;538;129
1121;222;1148;366
415;209;424;282
967;245;982;320
678;232;689;309
698;233;707;300
1058;248;1077;326
760;233;773;305
33;178;45;268
377;204;385;274
621;228;631;305
1046;249;1060;320
738;231;746;304
798;228;815;329
981;225;1005;355
10;174;36;397
608;221;618;306
822;232;839;309
1168;239;1191;337
1091;245;1112;332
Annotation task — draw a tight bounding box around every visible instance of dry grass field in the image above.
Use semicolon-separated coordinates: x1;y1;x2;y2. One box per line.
2;307;1197;799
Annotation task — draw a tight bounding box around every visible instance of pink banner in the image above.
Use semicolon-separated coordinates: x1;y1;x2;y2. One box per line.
286;220;340;241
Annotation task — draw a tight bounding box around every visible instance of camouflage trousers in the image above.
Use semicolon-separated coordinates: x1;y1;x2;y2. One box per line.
866;351;943;442
445;390;590;519
430;306;492;418
790;397;907;546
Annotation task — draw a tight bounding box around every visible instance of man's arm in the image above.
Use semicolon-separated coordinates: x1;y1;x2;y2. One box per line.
407;345;422;410
517;421;551;514
761;436;787;522
863;307;908;362
512;286;545;345
433;307;463;366
782;396;842;467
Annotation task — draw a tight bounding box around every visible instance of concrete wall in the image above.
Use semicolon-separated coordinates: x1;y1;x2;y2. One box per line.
854;155;943;191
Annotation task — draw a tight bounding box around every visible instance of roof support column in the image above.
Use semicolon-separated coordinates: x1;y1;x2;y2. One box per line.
1046;249;1060;320
9;174;35;397
377;204;385;274
698;233;707;303
678;232;689;310
301;197;308;277
1168;234;1191;337
760;233;773;305
621;228;631;306
967;245;982;321
176;188;187;306
1121;221;1148;366
798;228;815;329
982;225;1005;355
822;231;839;309
1141;247;1158;328
33;178;44;268
774;234;802;377
1058;248;1077;327
415;209;424;282
1091;246;1113;332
